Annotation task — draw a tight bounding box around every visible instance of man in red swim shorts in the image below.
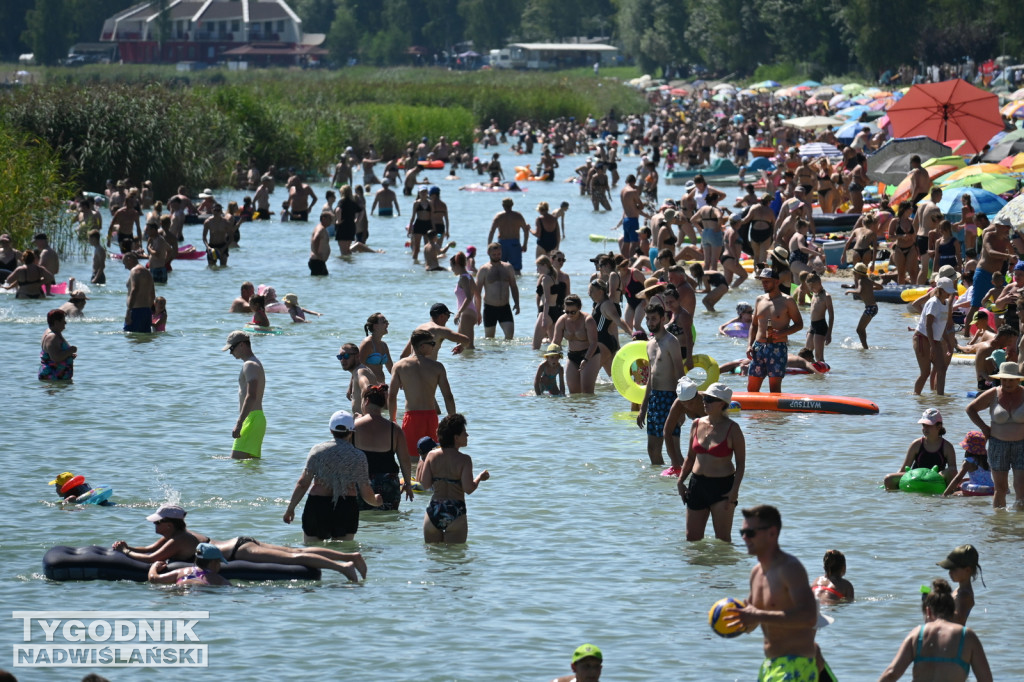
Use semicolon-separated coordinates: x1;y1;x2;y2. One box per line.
388;329;456;459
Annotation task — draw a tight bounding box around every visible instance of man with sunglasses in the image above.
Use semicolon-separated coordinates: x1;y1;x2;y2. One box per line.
747;268;803;393
732;505;819;682
223;331;266;459
338;342;375;415
389;329;456;460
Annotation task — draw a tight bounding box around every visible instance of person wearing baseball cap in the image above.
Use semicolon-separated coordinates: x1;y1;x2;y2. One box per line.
747;265;803;394
883;408;956;490
402;302;470;359
111;505;206;563
914;278;956;395
148;541;232;586
937;544;983;624
222;331;266;459
283;410;382;543
552;643;603;682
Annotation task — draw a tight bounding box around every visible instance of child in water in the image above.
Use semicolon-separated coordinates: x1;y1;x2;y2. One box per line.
88;229;106;285
534;344;565;395
423;230;456;272
841;263;883;348
249;294;271;328
283;293;322;323
151;296;167;332
801;272;833;363
718;301;753;336
943;431;994;496
936;544;982;624
49;471;113;506
280;201;292;222
811;549;854;602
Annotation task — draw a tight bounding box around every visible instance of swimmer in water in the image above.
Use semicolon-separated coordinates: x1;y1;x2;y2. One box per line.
811;549;854;602
719;301;753;336
283;293;322;323
49;471;112;506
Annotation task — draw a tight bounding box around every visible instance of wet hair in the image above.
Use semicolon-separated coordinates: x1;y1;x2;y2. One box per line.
921;578;956;619
741;504;782;530
364;312;386;335
249;295;266;310
797;347;814;361
823;549;846;575
437;413;467;447
563;294;582;309
46;308;66;327
363;383;388;407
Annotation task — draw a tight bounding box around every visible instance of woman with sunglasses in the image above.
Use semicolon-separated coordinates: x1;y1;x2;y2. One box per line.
677;382;746;542
552;294;600;393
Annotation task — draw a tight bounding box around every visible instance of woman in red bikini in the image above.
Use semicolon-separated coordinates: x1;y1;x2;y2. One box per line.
676;382;746;542
812;549;854;602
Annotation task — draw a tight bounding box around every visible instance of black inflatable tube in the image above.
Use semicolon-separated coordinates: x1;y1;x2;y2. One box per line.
43;546;321;582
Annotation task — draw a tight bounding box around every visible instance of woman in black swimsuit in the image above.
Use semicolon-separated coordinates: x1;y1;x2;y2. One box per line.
889;200;920;284
618;259;647;331
4;250;53;299
589;279;629;377
815;158;836;213
0;234;19;279
533;255;558;350
407;188;434;262
355;385;414;511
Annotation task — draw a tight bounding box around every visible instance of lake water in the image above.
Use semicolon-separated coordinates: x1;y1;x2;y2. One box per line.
1;150;1017;680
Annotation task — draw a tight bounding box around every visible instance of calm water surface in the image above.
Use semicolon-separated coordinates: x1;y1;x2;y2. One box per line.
1;152;1019;680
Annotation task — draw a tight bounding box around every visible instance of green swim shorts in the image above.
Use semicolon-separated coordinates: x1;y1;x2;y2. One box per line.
758;655;818;682
232;410;266;458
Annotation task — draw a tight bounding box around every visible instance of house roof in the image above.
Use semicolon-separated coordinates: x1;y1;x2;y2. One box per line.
508;43;618;52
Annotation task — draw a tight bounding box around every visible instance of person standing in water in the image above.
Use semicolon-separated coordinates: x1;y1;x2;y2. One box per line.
747;268;803;393
417;413;488;543
223;331;266;459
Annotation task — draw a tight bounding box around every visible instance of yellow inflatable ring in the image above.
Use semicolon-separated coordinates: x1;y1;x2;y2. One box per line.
611;340;649;404
686;354;720;391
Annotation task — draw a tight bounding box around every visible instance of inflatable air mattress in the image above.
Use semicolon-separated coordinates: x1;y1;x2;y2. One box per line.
730;392;878;415
43;545;320;582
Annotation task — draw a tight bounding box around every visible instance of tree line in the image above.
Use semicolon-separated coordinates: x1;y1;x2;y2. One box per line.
5;0;1022;78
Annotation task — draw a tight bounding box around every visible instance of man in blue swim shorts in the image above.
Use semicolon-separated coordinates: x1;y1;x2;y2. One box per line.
619;174;649;259
487;197;529;275
732;505;821;682
122;253;154;333
637;303;684;472
747;269;803;393
963;215;1012;338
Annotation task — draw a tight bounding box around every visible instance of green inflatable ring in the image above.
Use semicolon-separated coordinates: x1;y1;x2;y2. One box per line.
686;354;720;391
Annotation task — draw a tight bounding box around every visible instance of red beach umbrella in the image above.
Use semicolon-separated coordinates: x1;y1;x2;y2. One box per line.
886;79;1004;155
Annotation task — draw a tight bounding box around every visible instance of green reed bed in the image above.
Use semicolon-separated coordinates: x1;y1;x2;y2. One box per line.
0;121;78;251
0;66;645;206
